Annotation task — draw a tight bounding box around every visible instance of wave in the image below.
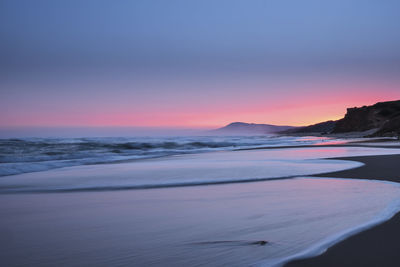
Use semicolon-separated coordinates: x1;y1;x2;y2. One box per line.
0;175;304;194
0;141;234;163
0;135;336;176
264;179;400;267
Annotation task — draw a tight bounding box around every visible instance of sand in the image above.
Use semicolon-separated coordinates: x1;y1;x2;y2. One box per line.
286;154;400;267
2;144;400;266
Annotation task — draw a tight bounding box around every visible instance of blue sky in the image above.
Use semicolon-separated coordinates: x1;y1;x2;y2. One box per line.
1;0;400;128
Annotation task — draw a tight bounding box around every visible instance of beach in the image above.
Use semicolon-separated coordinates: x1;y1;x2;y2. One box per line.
3;0;400;265
0;141;400;266
286;154;400;267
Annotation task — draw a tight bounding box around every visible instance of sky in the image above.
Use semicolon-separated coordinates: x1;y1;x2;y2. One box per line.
1;0;400;131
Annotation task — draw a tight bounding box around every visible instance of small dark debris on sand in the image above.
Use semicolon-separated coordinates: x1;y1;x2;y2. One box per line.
192;240;268;246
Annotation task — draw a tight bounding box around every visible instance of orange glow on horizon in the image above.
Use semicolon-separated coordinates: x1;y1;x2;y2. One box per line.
1;77;399;128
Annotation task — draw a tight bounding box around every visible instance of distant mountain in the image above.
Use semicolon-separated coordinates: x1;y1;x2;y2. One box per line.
212;122;295;135
213;100;400;137
332;100;400;136
281;120;337;134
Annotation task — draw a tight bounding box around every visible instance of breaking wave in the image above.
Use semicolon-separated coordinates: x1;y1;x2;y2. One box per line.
0;135;335;176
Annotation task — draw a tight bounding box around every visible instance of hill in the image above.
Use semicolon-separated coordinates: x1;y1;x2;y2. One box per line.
213;122;295;135
281;120;337;134
333;100;400;136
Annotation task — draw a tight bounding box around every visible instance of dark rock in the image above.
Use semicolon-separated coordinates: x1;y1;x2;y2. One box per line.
332;100;400;136
281;120;337;134
250;240;268;246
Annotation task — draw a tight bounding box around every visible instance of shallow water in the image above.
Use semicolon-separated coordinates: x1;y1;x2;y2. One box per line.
1;177;400;267
1;146;400;193
0;135;341;176
2;145;400;266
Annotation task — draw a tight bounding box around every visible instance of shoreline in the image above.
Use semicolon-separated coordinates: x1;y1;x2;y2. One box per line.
1;170;398;266
285;154;400;267
3;144;400;194
1;145;400;265
237;140;400;151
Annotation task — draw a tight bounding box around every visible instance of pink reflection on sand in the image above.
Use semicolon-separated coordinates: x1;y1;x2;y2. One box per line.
279;147;350;158
314;140;349;145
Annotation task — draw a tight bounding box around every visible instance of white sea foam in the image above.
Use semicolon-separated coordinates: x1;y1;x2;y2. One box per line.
0;135;343;176
1;144;400;266
261;178;400;267
1;146;400;193
2;139;400;266
2;177;400;267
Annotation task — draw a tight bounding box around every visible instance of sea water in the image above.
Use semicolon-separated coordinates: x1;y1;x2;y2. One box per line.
1;177;400;267
0;135;343;176
0;146;399;193
1;140;400;266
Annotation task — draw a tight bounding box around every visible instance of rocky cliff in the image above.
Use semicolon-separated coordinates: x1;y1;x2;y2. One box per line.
282;120;337;134
332;100;400;136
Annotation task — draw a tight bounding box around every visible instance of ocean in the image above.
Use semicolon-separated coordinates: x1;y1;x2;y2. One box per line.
1;135;400;266
0;135;342;177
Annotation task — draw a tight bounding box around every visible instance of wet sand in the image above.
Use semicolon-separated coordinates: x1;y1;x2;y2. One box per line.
286;154;400;267
1;144;400;266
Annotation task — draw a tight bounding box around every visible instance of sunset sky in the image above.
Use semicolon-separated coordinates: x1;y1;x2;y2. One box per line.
1;0;400;129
